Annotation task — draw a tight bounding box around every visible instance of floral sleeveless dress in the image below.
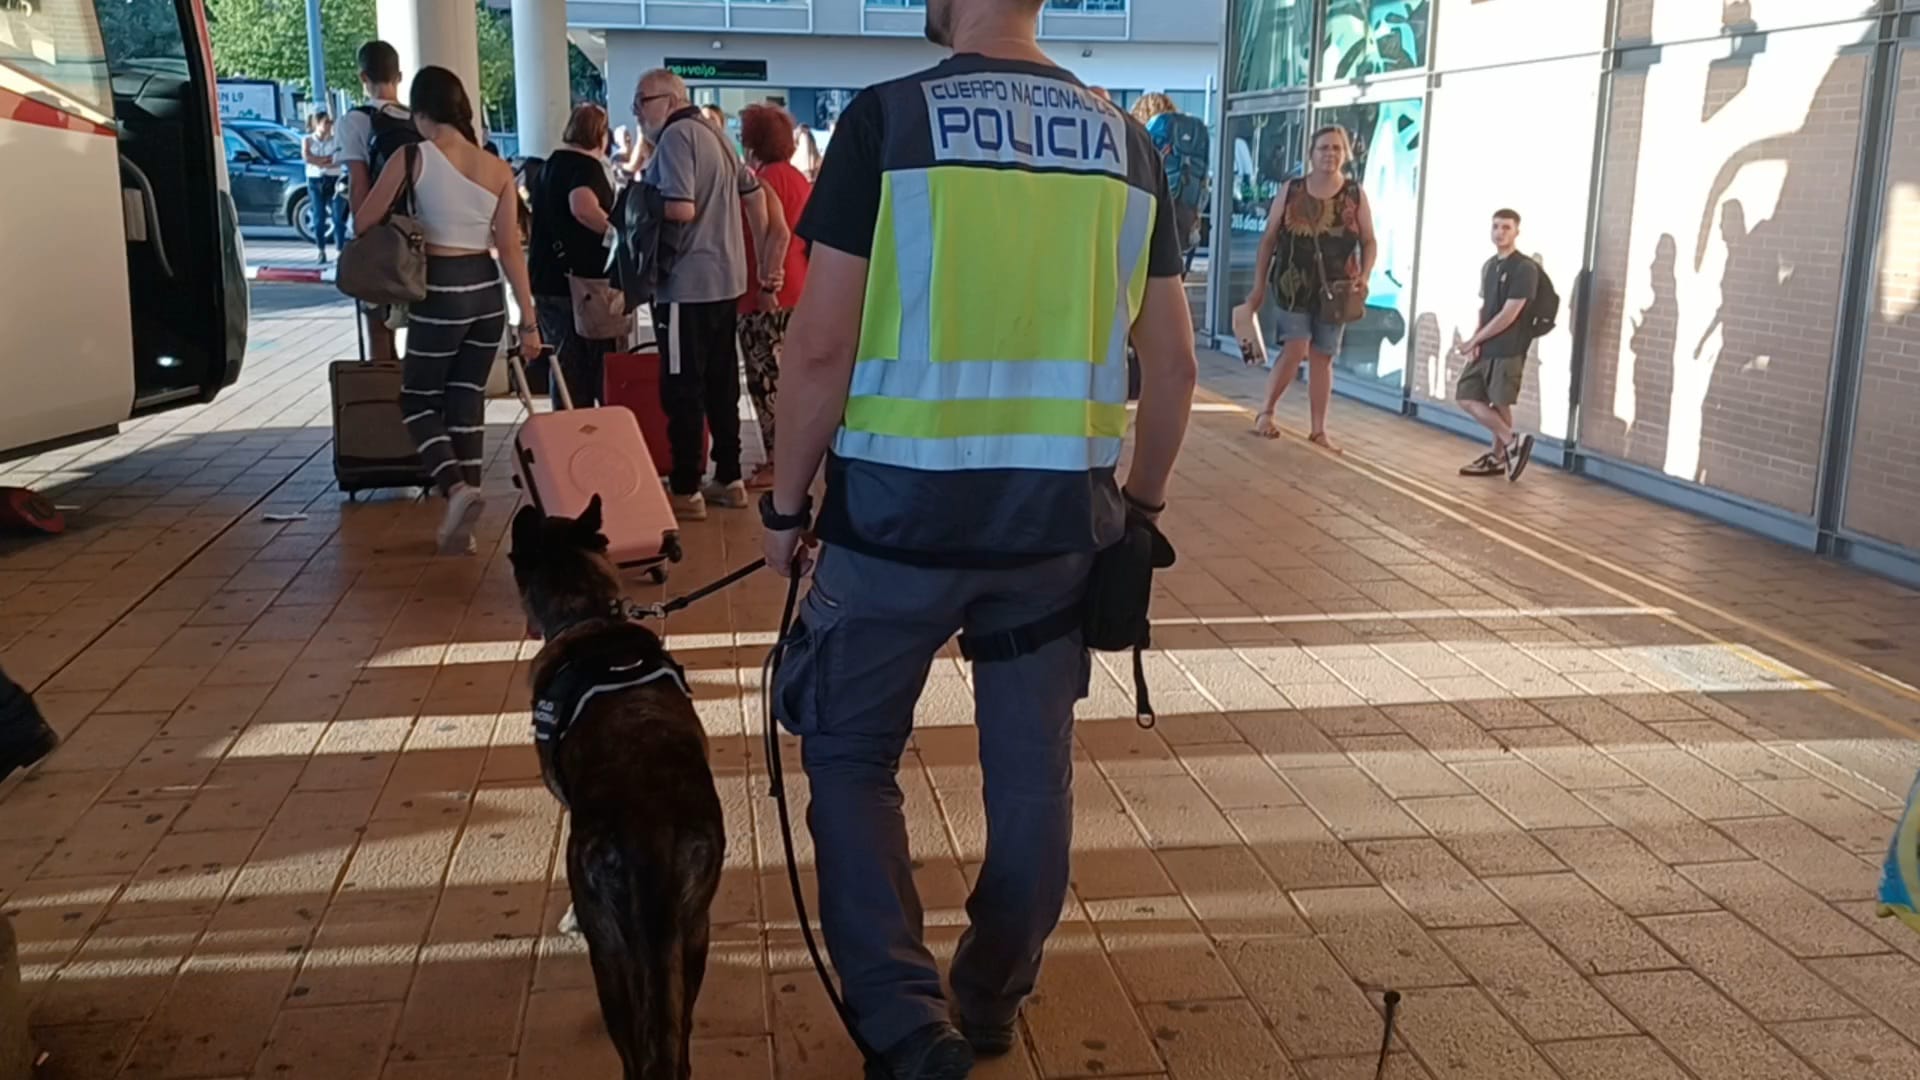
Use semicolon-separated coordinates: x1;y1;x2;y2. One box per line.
1271;178;1363;314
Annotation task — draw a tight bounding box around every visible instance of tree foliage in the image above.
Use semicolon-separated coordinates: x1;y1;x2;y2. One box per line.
206;0;512;122
569;42;605;106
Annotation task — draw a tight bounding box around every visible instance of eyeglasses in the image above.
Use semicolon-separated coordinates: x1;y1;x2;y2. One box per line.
636;93;672;107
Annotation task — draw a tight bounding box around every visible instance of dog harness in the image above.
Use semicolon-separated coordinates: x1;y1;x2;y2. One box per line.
531;625;691;755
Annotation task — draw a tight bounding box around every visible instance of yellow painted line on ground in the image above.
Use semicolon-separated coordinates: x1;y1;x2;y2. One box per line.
1193;387;1919;742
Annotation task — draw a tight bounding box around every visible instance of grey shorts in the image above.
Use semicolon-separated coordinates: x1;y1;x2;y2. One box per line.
1272;307;1346;357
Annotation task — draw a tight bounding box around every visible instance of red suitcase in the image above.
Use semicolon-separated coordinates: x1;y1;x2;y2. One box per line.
604;349;708;480
509;355;682;579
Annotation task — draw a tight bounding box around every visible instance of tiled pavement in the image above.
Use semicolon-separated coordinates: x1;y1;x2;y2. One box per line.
5;286;1920;1079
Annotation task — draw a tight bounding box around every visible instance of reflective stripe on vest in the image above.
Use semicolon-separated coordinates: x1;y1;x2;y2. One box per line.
836;83;1158;475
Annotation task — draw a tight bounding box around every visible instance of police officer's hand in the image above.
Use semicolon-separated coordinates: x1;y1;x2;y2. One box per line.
763;526;816;579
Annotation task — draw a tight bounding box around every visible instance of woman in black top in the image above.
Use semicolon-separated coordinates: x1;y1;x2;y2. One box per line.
530;104;619;407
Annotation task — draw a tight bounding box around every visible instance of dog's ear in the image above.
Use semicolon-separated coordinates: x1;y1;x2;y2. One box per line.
510;505;544;561
573;494;609;551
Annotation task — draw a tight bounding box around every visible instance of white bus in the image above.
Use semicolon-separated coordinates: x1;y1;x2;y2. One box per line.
1;0;247;460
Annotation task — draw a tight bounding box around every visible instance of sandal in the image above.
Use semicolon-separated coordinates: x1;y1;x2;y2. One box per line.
1252;412;1281;439
1307;431;1343;455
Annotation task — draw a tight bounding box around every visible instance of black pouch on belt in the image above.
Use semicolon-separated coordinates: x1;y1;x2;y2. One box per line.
960;511;1177;727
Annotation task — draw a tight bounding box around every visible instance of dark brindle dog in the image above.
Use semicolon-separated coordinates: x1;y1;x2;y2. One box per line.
509;497;725;1080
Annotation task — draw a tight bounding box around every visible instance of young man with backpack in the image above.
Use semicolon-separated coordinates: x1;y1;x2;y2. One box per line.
1457;208;1556;482
336;40;421;361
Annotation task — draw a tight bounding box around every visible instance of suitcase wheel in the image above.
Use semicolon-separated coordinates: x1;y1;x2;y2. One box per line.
646;566;668;586
663;535;683;563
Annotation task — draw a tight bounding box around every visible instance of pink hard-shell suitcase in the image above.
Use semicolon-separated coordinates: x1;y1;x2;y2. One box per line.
509;354;682;580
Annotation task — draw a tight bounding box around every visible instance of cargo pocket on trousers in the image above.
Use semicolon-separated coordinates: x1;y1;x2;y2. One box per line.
771;585;842;738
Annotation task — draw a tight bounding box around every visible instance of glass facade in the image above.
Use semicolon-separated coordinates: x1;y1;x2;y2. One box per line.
1215;109;1309;336
1320;0;1431;83
1315;97;1422;391
1208;0;1920;581
1230;0;1313;93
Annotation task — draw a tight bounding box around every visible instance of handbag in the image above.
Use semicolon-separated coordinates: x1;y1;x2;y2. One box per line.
568;273;630;340
1312;235;1367;325
337;144;426;307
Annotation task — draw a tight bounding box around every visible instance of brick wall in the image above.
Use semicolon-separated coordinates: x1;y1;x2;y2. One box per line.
1617;0;1877;44
1579;45;1865;517
1578;72;1652;465
1846;52;1920;551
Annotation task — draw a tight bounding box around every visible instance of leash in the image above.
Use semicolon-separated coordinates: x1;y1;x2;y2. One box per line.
1374;990;1401;1080
761;564;883;1069
621;558;767;621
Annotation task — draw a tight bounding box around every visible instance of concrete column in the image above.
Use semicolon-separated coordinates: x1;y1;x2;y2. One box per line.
513;0;571;157
376;0;481;117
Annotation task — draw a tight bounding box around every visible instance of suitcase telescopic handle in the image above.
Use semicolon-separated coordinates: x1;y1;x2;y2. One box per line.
507;347;570;417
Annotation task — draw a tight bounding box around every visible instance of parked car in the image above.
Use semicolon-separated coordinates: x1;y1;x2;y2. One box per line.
224;119;335;244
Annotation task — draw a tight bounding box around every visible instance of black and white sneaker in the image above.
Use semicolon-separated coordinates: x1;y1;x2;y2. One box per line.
1507;434;1536;483
1460;452;1504;477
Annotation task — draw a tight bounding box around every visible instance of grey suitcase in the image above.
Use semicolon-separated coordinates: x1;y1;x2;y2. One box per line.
330;359;432;496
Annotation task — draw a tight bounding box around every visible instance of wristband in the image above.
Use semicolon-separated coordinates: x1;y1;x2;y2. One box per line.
1122;489;1165;516
759;491;813;532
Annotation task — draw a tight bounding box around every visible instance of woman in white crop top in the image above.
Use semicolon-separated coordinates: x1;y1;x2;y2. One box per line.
356;66;543;556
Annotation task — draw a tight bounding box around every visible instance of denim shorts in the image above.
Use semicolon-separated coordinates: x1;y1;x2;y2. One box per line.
1272;307;1346;357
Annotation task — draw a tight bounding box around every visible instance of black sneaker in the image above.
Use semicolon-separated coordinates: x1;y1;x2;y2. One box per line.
1460;452;1504;477
0;678;58;783
1507;434;1537;483
954;1012;1016;1058
863;1022;974;1080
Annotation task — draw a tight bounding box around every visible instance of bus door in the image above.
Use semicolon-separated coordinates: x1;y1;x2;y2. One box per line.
1;0;138;456
98;0;246;411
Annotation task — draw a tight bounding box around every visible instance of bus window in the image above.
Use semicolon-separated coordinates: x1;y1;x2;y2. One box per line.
0;0;114;116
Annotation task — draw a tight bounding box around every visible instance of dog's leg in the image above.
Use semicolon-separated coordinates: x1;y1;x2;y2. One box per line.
570;834;647;1079
678;915;711;1080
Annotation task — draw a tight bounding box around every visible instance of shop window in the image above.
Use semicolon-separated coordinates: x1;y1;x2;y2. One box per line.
1215;109;1309;337
1230;0;1313;93
1321;0;1431;84
1315;98;1423;392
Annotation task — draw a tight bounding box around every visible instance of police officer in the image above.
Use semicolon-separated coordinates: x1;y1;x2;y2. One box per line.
759;0;1197;1075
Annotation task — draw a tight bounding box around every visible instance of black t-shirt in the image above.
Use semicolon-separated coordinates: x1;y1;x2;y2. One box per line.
797;61;1185;279
530;148;616;297
1479;253;1540;359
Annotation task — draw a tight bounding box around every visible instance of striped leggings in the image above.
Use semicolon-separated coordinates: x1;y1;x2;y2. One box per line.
403;255;505;495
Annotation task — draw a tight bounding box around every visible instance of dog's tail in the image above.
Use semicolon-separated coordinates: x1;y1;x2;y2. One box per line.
571;830;687;1080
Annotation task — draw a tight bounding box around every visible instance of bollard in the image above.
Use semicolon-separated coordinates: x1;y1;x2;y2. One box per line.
0;914;28;1080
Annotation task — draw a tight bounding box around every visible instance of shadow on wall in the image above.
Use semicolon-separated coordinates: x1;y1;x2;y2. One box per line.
1583;20;1867;516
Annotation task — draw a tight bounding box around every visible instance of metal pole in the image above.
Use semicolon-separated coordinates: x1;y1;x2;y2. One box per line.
305;0;328;114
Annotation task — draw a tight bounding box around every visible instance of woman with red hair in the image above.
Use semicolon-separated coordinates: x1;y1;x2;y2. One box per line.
736;102;812;490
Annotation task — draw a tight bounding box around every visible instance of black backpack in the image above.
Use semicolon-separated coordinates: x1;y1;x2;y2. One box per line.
611;111;707;307
357;104;422;181
1525;258;1560;339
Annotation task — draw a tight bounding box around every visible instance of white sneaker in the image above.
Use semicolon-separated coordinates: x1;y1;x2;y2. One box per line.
672;492;708;522
702;479;749;509
437;484;485;555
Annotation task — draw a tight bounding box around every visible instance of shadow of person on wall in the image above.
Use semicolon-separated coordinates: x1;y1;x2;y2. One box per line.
1627;234;1679;469
1693;199;1793;489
